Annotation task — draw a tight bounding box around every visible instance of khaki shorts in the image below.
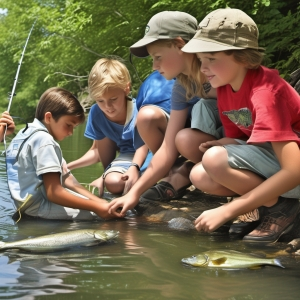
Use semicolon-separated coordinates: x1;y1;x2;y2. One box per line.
191;98;223;139
224;140;300;198
102;152;136;178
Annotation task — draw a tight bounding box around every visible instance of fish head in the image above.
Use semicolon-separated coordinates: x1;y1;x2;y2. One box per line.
181;254;209;267
94;230;119;241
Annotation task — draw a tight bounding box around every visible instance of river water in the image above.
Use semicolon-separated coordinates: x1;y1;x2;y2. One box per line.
1;123;300;300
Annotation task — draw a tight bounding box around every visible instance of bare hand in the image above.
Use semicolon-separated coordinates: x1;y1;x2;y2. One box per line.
0;111;15;140
194;206;230;232
199;138;239;153
108;193;138;217
199;140;223;153
121;167;139;195
90;176;105;197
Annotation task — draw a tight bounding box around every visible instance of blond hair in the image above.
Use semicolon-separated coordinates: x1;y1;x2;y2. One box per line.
150;39;209;100
88;58;131;101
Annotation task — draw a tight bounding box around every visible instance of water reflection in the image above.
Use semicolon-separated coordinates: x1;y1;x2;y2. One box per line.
1;125;300;299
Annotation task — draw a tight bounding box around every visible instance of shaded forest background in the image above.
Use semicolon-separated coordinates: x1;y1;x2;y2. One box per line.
0;0;299;122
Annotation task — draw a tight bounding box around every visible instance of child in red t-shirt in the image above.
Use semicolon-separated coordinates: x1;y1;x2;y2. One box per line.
182;8;300;243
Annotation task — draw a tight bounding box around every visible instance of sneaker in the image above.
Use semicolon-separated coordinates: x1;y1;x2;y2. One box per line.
229;207;265;237
243;197;300;243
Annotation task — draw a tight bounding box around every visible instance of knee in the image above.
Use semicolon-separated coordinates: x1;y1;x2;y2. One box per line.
175;128;190;145
202;146;227;176
137;106;159;128
175;129;193;155
189;163;206;190
104;173;124;194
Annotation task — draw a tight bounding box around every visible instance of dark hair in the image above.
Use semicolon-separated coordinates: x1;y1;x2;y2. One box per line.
35;87;85;123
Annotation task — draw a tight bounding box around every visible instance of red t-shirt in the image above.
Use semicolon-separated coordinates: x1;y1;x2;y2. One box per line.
217;66;300;146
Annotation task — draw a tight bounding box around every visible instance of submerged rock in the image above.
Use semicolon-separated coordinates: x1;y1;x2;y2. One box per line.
168;217;195;231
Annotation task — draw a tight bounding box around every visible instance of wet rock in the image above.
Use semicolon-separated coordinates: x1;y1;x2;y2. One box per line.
168;217;195;231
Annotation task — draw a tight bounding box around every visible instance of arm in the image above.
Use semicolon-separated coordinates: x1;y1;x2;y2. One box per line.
43;172;112;219
108;108;189;216
122;144;149;194
87;138;119;195
195;141;300;232
67;140;100;170
0;111;15;142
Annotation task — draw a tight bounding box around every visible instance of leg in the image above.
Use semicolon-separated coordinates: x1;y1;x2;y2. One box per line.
175;128;217;163
104;172;125;195
136;105;168;154
96;138;118;169
192;146;267;197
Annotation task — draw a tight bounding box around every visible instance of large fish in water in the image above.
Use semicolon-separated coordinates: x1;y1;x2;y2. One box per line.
0;229;118;253
181;250;284;269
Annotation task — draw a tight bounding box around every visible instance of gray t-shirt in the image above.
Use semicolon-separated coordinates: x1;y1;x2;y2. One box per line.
171;80;211;117
6;118;63;214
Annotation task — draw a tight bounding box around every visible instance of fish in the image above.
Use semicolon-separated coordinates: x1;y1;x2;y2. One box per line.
181;250;284;269
0;229;119;253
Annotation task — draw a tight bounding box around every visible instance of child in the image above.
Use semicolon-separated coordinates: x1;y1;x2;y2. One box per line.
67;58;161;196
0;111;15;142
135;70;175;154
182;8;300;243
6;87;112;220
108;11;221;215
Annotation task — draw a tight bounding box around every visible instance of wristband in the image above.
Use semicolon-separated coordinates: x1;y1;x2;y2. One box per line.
129;162;140;172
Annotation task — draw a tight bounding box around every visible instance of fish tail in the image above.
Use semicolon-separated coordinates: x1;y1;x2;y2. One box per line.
274;258;285;268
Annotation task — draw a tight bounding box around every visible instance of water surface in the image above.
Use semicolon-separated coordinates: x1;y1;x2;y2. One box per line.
0;123;300;300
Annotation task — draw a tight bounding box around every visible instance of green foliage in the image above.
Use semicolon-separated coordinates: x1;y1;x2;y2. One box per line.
0;0;299;121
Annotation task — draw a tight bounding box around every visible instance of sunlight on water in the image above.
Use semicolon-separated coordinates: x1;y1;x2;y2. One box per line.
1;124;300;300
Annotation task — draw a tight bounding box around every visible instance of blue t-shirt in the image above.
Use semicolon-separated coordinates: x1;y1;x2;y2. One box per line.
85;98;144;153
136;71;175;114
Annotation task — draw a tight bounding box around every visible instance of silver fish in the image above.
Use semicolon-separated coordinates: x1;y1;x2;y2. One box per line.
181;250;284;269
0;229;118;253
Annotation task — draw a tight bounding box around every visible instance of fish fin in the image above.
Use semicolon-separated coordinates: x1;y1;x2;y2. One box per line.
249;266;262;270
83;241;101;247
94;233;106;240
274;258;285;268
211;257;227;265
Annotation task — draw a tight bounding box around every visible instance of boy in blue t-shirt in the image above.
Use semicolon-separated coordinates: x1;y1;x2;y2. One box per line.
67;59;174;196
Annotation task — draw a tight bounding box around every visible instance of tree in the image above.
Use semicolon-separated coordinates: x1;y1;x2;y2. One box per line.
0;0;299;121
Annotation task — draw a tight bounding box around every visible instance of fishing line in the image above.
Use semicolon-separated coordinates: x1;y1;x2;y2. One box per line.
2;19;37;151
7;19;37;113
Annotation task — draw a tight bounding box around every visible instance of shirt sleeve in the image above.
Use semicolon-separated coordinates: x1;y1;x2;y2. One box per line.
36;143;62;176
84;104;106;140
248;89;298;143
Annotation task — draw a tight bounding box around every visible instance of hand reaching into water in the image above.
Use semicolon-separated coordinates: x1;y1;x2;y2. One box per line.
194;205;231;232
108;192;139;218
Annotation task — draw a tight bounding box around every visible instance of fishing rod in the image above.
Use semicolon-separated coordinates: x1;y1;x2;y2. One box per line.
7;19;37;112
